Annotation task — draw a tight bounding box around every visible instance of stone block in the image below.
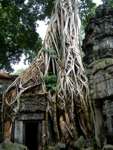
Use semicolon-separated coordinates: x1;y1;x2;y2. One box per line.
20;94;47;112
83;147;94;150
103;144;113;150
0;141;27;150
55;143;66;150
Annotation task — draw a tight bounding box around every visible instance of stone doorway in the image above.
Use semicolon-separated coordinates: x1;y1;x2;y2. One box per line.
13;88;47;149
14;113;44;150
24;121;39;150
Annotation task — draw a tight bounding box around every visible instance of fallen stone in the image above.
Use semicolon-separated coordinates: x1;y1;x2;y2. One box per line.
55;142;66;150
102;144;113;150
83;147;94;150
0;141;27;150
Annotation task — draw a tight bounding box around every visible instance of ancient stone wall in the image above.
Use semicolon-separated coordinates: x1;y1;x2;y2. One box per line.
83;3;113;146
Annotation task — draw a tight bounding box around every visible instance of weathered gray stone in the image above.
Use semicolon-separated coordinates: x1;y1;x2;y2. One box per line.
103;144;113;150
83;1;113;147
20;93;47;112
55;143;66;150
83;147;94;150
0;141;27;150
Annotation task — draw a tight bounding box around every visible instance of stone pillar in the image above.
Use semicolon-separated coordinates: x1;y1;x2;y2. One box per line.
42;120;46;150
38;121;42;150
14;120;24;144
94;106;104;147
107;116;112;134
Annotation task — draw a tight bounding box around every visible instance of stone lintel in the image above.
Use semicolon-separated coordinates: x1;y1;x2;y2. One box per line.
16;113;45;121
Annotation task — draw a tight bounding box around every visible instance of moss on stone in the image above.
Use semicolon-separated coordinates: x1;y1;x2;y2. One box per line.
0;142;27;150
88;58;113;73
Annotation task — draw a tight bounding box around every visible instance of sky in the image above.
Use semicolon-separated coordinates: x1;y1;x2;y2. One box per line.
12;0;102;73
94;0;102;5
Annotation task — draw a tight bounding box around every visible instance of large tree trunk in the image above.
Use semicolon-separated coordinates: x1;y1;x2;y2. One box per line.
3;0;93;147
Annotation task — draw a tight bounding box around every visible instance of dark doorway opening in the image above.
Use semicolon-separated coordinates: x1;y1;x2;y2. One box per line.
24;121;38;150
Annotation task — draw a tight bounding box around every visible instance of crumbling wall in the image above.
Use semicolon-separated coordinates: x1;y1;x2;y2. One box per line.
83;3;113;146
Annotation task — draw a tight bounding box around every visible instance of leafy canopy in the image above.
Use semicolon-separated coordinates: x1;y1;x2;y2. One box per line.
0;0;55;72
79;0;96;27
0;0;97;71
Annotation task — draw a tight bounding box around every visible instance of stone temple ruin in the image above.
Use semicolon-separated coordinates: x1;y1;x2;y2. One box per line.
1;2;113;150
0;73;47;150
83;2;113;146
13;85;47;150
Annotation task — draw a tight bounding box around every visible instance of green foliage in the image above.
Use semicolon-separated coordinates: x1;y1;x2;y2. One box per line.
44;74;57;92
0;0;106;72
43;48;56;54
37;0;55;20
106;0;113;7
42;48;58;92
79;0;96;27
42;48;57;58
0;0;55;72
0;0;98;72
